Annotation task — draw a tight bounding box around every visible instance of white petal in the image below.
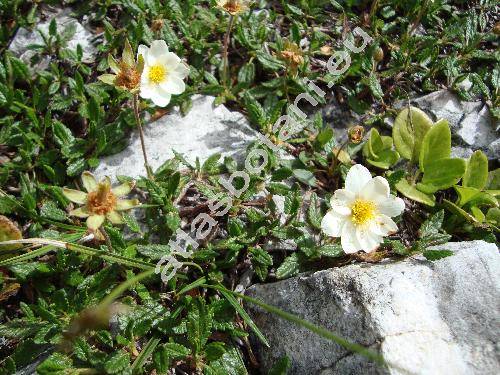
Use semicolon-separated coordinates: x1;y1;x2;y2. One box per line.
63;188;87;204
370;214;398;236
159;52;181;69
106;211;124;224
112;182;134;197
360;176;390;202
160;75;185;95
356;225;382;253
149;87;172;107
174;63;190;78
150;40;169;58
345;164;372;194
69;207;89;218
331;189;355;205
330;189;355;216
81;171;97;193
378;195;405;217
87;215;105;230
321;211;345;237
139;84;155;99
115;199;140;211
341;221;362;254
137;44;149;61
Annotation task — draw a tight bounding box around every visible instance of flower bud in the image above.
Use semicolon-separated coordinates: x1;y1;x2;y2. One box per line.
494;22;500;35
348;125;365;144
151;19;164;32
373;47;384;62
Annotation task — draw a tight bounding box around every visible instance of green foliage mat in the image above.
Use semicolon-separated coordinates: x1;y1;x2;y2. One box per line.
0;0;498;373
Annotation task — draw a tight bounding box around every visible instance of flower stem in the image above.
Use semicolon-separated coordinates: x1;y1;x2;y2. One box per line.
222;15;235;88
329;139;350;176
99;227;113;251
132;94;154;179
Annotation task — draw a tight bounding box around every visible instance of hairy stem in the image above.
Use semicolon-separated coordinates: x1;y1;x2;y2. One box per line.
329;139;350;176
222;15;235;88
133;94;153;179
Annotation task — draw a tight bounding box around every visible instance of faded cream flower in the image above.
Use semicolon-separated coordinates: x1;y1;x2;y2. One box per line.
98;39;144;93
279;40;304;74
63;172;140;231
216;0;251;15
137;40;189;107
321;164;405;254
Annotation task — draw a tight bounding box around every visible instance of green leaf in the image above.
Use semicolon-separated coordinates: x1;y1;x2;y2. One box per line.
395;178;435;207
419;210;444;238
367;128;384;157
205;342;226;361
205;345;248;375
486;207;500;225
256;50;285;71
40;201;67;221
463;150;488;189
367;149;400;169
420;158;466;192
442;199;478;223
269;356;291;375
218;288;269;347
292;169;317;187
393;107;433;163
316;128;334;148
104;351;130;374
454;186;481;207
419;119;451;172
131;337;160;373
122;213;141;233
317;243;343;258
187;297;213;353
162;342;190;358
37;353;73;374
49;18;57;36
238;62;255;85
368;73;383;99
422;249;453;261
307;193;322;230
276;253;300;279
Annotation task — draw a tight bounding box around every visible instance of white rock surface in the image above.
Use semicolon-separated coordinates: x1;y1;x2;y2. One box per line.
8;7;97;70
246;241;500;375
405;90;499;160
94;95;260;180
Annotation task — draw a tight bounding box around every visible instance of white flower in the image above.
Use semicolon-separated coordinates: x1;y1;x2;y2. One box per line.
137;40;189;107
321;164;405;254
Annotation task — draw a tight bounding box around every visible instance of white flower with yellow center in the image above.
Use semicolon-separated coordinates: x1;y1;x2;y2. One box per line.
321;164;405;254
137;40;189;107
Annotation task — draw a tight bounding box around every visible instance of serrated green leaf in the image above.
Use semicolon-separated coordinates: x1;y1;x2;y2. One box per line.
276;253;300;279
423;249;453;261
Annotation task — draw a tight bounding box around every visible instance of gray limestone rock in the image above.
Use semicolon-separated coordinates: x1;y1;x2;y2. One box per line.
246;241;500;375
8;7;97;71
93;95;261;181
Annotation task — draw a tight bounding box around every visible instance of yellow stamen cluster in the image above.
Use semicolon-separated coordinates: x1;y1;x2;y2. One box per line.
148;65;167;84
351;199;376;225
86;184;117;215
